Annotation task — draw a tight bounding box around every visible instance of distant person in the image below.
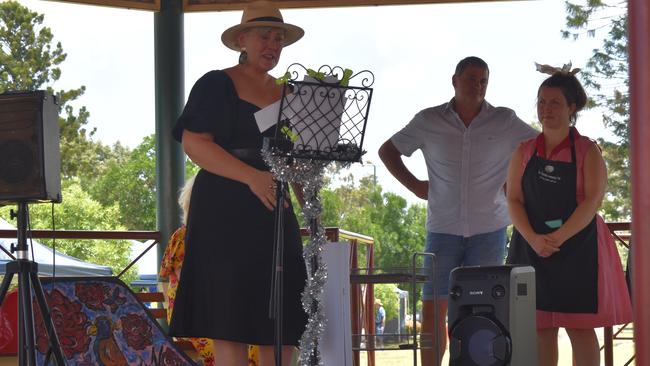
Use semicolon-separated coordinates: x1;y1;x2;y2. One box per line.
379;56;538;365
168;2;308;365
374;298;385;348
506;64;632;366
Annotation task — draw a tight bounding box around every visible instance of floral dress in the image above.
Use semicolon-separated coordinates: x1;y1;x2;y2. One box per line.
160;226;260;366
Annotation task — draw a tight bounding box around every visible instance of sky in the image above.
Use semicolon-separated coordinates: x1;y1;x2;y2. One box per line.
19;0;615;204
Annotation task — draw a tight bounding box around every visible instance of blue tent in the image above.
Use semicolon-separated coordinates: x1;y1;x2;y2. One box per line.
0;219;112;277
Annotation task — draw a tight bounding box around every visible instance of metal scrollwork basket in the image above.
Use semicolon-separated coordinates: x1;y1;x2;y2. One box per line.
269;63;375;163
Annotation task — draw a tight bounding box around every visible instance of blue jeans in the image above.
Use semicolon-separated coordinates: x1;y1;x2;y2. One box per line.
422;227;507;300
375;325;384;335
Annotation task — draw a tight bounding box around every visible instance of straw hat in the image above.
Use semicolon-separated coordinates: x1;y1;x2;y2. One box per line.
375;298;383;306
221;1;304;51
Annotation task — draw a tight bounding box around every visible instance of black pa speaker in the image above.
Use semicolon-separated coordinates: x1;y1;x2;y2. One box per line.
0;91;61;205
448;265;537;366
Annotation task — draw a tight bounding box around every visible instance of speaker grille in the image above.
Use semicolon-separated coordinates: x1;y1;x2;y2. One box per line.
0;139;35;184
0;91;60;204
448;265;537;366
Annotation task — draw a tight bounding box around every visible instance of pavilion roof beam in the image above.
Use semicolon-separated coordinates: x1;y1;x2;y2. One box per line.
183;0;520;12
47;0;522;12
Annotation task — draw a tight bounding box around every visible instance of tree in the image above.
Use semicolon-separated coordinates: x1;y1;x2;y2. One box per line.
374;284;400;321
309;172;427;271
58;103;116;181
0;1;137;282
0;181;138;285
89;134;200;230
0;1;111;180
564;0;628;143
598;138;631;221
564;0;630;220
0;2;64;92
89;136;157;230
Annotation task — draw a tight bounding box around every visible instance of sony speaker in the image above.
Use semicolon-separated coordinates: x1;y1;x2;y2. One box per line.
448;265;537;366
0;91;61;205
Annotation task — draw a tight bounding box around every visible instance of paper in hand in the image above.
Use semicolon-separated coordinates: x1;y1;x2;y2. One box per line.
253;75;347;153
254;99;282;133
287;75;346;151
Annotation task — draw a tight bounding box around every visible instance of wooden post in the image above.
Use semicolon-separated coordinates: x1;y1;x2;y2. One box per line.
629;0;650;363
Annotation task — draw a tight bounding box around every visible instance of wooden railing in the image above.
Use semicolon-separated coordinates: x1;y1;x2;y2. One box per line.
0;226;375;362
0;229;161;264
0;226;372;274
0;229;161;242
2;224;634;364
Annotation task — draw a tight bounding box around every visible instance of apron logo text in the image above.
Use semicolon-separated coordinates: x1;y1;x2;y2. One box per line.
538;169;562;184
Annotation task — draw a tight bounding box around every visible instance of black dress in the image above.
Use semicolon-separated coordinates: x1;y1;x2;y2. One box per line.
168;70;308;346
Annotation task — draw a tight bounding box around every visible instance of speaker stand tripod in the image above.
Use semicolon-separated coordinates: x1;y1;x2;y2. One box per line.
0;202;65;365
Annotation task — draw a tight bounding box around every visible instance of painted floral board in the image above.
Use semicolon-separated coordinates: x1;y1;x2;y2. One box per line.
34;276;195;365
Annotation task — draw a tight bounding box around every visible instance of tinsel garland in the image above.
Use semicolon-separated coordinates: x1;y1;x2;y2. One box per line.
262;151;347;366
261;62;372;364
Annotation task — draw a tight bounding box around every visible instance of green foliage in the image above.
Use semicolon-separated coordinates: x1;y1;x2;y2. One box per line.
0;1;139;282
0;0;111;181
564;0;629;145
89;135;157;230
0;181;138;285
87;134;199;230
374;283;400;321
299;171;427;272
598;138;631;221
58;102;117;181
373;193;427;270
564;0;630;221
0;1;65;91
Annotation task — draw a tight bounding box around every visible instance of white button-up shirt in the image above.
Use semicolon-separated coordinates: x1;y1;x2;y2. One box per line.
391;100;538;237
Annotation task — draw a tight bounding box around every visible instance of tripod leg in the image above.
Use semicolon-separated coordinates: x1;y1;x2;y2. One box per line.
44;349;53;366
275;209;284;366
18;288;25;366
30;273;65;365
0;269;26;365
0;272;15;306
269;189;281;320
18;271;37;366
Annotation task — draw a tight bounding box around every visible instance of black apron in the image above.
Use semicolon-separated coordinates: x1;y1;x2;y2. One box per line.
507;131;598;313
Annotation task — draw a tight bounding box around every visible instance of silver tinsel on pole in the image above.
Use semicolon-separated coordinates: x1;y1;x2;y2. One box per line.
262;63;373;365
262;152;332;366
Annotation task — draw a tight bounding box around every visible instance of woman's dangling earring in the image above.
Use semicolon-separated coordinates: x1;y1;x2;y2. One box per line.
239;47;248;65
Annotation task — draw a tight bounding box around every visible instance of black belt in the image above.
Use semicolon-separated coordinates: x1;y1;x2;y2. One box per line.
228;148;262;161
228;148;268;169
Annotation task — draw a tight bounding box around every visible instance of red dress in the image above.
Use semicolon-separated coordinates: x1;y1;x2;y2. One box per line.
517;128;632;329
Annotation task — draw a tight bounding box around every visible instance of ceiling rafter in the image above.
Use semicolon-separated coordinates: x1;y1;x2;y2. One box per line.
48;0;516;12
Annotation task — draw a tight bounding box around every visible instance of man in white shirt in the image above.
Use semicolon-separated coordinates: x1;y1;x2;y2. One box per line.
378;56;538;365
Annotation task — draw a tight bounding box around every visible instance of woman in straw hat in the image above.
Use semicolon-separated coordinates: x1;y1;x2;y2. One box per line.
169;2;307;365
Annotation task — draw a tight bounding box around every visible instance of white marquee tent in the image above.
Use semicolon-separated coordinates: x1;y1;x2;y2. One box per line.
0;219;112;277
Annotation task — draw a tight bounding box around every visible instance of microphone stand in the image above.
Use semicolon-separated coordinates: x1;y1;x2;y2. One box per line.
269;178;287;366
